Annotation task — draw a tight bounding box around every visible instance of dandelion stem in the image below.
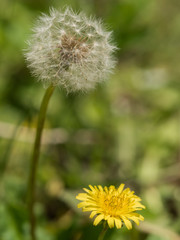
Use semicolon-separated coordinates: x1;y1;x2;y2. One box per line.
98;222;108;240
28;85;55;240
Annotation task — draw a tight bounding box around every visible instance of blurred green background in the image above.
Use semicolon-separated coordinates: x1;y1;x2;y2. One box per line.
0;0;180;239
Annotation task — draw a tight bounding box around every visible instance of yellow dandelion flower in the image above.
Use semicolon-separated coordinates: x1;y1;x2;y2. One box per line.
76;184;145;230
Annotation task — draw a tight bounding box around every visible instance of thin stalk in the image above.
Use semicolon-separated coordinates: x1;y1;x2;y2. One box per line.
28;85;55;240
98;222;108;240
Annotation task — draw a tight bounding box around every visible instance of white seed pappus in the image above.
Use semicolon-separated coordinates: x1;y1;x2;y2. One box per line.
25;7;116;92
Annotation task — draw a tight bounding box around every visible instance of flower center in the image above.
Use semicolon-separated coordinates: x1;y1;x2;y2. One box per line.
99;193;130;217
59;34;89;69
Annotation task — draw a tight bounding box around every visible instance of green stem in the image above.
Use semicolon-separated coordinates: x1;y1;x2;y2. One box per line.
28;85;55;240
98;222;108;240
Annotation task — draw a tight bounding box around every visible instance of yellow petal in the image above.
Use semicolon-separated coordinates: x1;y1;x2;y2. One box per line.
115;218;122;229
121;216;132;230
124;188;130;194
89;211;97;219
104;186;108;193
94;186;98;191
83;188;91;193
135;203;146;209
118;184;125;194
76;193;88;200
109;185;115;192
93;214;104;226
89;185;96;192
138;215;144;221
98;185;103;191
107;217;114;228
83;207;97;212
77;202;88;208
128;213;144;221
128;216;139;225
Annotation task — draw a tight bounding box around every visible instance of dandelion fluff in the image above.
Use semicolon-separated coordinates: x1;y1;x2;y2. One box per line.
25;7;116;92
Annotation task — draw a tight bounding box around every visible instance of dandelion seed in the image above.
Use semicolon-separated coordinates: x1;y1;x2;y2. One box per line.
25;7;116;92
76;184;145;229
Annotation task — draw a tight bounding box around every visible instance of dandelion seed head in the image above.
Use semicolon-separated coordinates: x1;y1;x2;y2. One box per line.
76;184;145;229
25;7;116;92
